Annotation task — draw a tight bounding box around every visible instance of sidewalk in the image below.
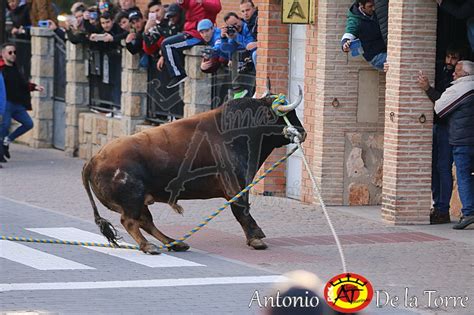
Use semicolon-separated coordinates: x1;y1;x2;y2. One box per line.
1;144;473;314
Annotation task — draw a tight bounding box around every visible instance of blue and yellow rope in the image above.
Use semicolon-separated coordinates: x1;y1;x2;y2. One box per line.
1;147;298;251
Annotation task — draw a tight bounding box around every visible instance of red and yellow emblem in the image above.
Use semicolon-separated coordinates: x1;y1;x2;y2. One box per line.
324;273;373;313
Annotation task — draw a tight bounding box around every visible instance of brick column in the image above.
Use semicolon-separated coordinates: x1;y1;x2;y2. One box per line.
382;0;437;224
65;43;89;157
301;0;387;206
120;50;148;134
183;46;213;117
29;27;55;148
252;0;290;195
300;0;352;205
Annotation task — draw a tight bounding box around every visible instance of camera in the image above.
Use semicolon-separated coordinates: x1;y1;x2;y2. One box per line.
90;12;98;20
226;25;236;36
38;20;50;28
201;47;217;60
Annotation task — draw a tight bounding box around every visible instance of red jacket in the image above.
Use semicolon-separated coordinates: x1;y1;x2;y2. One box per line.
179;0;222;40
143;36;165;57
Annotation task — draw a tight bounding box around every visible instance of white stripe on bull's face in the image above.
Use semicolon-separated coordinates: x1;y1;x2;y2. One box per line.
112;168;129;185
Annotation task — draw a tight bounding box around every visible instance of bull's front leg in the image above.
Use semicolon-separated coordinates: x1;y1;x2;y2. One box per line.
230;194;267;250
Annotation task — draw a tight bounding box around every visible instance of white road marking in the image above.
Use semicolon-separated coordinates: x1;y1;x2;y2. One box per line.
27;227;204;268
0;275;286;292
0;241;94;270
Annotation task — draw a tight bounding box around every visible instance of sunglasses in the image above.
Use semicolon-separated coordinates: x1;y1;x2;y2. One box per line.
8;51;16;55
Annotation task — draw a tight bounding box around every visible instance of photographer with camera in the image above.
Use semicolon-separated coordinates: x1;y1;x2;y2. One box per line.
89;12;126;49
197;19;228;73
220;12;256;98
220;12;255;57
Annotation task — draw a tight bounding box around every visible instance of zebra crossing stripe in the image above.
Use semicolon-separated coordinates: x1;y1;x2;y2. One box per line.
0;240;94;270
27;227;204;268
0;275;286;292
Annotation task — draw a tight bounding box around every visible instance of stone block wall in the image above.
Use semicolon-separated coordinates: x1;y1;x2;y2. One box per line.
183;46;213;117
65;43;89;157
22;27;56;148
77;51;148;159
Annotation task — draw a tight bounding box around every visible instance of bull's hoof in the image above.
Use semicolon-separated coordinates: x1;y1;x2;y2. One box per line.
141;243;161;255
247;238;268;250
168;241;190;252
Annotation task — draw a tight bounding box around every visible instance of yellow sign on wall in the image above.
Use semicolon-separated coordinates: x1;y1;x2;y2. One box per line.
282;0;314;24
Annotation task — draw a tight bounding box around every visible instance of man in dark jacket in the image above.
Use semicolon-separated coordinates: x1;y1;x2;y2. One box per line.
125;10;145;55
435;0;474;52
434;60;474;230
1;43;44;160
418;46;465;224
341;0;386;70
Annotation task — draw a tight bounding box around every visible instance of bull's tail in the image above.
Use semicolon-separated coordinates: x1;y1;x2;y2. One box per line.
82;160;120;246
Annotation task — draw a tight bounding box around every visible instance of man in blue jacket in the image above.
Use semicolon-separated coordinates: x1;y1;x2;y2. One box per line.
435;60;474;230
197;19;227;73
341;0;387;70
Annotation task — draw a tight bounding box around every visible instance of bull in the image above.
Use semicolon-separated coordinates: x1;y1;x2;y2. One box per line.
82;87;305;254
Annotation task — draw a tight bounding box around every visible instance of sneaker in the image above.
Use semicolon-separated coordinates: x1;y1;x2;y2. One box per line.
166;75;187;89
452;215;474;230
3;145;10;159
430;208;451;224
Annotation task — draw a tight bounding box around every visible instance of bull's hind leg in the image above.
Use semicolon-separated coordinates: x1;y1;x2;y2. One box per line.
120;213;161;255
230;193;267;250
139;206;190;252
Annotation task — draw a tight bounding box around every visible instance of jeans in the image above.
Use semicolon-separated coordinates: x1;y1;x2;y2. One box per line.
431;124;453;213
162;33;203;77
452;145;474;217
369;52;387;71
2;101;34;142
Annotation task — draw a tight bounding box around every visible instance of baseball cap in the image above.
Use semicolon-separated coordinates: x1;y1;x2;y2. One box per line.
197;19;213;32
128;10;143;22
165;3;180;18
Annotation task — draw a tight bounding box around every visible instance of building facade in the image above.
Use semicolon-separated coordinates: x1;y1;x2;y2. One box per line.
21;0;466;224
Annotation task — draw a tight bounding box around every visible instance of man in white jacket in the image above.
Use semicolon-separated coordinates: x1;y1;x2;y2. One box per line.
435;60;474;230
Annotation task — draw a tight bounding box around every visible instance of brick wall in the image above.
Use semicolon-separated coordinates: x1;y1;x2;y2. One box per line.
381;0;437;224
300;0;386;205
251;0;290;195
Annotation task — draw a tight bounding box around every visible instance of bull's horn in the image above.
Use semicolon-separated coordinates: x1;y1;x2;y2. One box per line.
277;85;303;113
261;77;272;98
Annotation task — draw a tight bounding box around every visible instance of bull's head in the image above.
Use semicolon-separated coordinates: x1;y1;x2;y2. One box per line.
260;83;306;149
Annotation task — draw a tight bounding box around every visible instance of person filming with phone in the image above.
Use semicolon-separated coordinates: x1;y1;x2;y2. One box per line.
340;0;386;70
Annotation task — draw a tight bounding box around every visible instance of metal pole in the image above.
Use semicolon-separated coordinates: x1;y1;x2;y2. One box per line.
0;0;6;44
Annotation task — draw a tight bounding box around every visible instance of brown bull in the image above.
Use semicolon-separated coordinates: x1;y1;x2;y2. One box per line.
82;90;305;254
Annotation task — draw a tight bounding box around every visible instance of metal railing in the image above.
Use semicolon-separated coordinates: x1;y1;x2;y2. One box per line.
53;34;66;101
146;58;184;123
87;48;122;115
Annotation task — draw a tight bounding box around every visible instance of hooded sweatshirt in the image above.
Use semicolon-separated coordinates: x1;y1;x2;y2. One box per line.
341;3;386;62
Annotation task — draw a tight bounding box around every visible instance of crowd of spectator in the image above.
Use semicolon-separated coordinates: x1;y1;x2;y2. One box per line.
3;0;259;115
